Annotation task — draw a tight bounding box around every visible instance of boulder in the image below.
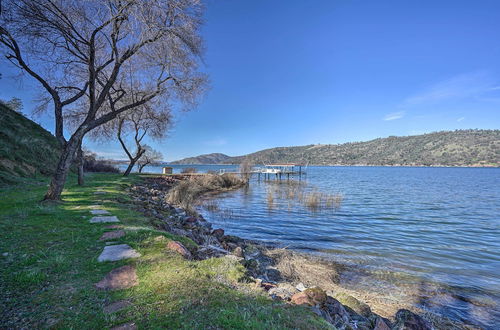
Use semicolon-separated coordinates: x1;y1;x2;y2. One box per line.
166;241;192;259
374;317;391;330
325;296;350;324
393;309;432;330
212;228;225;239
95;265;138;290
233;246;244;257
334;292;372;318
291;287;327;306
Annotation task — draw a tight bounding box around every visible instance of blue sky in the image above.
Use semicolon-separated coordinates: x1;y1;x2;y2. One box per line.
1;0;500;161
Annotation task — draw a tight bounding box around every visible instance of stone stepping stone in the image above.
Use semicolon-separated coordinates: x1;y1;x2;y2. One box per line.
90;216;120;223
103;300;132;314
99;230;126;241
95;265;138;290
111;322;137;330
98;244;140;262
90;209;110;215
94;190;107;195
105;225;123;230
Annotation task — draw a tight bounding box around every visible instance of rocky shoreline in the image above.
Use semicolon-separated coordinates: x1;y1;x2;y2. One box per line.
128;176;473;330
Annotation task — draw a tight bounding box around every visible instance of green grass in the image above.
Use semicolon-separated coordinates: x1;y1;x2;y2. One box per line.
0;173;330;329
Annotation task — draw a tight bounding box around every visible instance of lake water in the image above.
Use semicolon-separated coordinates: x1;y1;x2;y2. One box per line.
138;164;500;328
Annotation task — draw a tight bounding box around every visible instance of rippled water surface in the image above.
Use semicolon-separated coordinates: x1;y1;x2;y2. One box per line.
142;165;500;328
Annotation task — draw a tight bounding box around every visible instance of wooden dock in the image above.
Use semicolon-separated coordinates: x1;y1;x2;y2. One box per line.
220;164;306;180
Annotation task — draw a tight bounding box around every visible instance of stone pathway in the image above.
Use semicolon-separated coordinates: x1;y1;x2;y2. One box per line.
98;244;141;262
90;216;120;223
88;190;141;327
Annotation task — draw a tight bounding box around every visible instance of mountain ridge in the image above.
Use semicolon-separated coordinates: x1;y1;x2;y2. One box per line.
170;130;500;167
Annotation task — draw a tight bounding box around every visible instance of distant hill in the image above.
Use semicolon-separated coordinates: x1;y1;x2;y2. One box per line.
169;152;232;165
171;130;500;167
0;103;61;185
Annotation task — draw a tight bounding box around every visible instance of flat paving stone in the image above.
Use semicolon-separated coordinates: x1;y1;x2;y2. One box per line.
90;216;120;223
90;209;111;215
95;265;138;290
98;244;140;262
94;190;107;195
111;322;137;330
99;230;126;241
103;300;132;314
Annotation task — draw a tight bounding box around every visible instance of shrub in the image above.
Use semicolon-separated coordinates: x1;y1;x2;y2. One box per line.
181;167;197;174
83;150;119;173
167;173;245;211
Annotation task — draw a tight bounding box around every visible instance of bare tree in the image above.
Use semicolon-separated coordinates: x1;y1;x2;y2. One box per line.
137;146;163;173
0;0;207;200
116;104;170;176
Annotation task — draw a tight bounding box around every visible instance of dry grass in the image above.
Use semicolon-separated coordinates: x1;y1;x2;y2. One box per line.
167;173;245;211
264;181;343;212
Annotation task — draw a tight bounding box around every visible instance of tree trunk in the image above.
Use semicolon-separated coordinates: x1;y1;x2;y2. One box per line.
138;164;146;173
44;131;84;200
77;143;84;185
123;160;137;177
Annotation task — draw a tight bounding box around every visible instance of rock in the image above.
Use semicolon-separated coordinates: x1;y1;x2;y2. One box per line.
105;225;122;229
90;216;120;223
243;245;261;260
233;246;244;257
166;241;192;259
268;283;297;300
99;230;126;241
2;252;8;257
103;300;132;314
393;309;432;330
296;282;307;292
110;322;137;330
325;296;350;325
97;244;141;262
184;216;198;223
153;235;167;242
212;228;224;239
334;292;372;318
265;268;281;282
95;265;138;290
261;282;277;290
374;317;391;330
291;287;327;306
90;209;110;215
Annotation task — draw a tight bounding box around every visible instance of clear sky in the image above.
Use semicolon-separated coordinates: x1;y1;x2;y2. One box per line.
1;0;499;161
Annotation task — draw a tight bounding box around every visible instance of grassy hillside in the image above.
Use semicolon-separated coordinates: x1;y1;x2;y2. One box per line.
0;104;60;185
170;130;499;166
169;152;232;165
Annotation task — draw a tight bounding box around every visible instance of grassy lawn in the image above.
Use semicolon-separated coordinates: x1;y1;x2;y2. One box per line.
0;173;329;329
